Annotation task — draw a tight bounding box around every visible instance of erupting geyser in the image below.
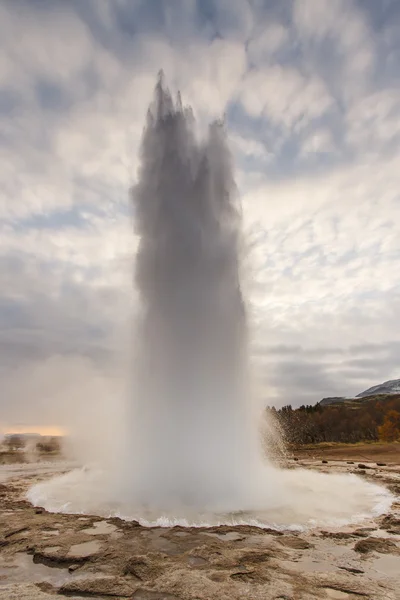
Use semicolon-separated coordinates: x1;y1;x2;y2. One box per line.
126;73;257;509
28;76;393;528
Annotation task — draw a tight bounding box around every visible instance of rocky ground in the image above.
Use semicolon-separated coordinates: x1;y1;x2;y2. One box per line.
0;457;399;600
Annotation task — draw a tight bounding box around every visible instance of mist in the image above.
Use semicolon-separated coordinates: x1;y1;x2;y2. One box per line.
0;355;126;467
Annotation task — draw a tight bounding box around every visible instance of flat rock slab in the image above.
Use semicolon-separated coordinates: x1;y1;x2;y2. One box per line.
42;546;61;554
133;592;182;600
0;583;82;600
67;540;102;558
60;576;137;597
34;540;103;567
325;588;363;599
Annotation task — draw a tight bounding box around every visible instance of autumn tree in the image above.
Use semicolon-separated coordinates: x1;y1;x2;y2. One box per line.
272;394;400;445
378;410;400;442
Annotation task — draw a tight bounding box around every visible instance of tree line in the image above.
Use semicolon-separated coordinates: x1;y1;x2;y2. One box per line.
267;394;400;445
2;436;61;454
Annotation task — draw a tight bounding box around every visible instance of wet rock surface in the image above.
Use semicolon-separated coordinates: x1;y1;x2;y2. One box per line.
0;459;399;599
278;536;313;550
353;537;399;554
59;575;138;597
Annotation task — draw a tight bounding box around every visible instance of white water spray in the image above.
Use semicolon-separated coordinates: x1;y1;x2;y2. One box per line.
122;74;261;510
28;77;392;528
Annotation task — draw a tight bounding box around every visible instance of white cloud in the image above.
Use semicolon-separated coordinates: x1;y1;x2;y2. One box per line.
300;128;336;154
239;66;333;131
0;2;94;90
346;89;400;150
293;0;375;100
229;133;272;162
0;0;400;420
247;23;289;64
242;151;400;404
209;0;254;42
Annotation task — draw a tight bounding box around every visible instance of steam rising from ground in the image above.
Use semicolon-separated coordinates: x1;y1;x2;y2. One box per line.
28;77;393;528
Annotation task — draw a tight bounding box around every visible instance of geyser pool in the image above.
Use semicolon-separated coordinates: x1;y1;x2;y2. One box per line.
28;76;393;529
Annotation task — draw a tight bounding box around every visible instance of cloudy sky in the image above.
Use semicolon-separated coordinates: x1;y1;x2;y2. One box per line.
1;0;400;429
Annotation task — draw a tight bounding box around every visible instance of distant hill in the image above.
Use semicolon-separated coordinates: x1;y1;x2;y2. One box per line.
320;396;347;406
357;379;400;398
4;433;42;439
320;378;400;406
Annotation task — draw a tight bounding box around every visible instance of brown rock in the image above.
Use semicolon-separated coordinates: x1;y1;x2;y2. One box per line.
278;536;313;550
353;527;374;537
354;537;399;554
238;550;272;564
124;556;164;580
68;564;80;573
108;516;141;529
381;515;400;529
33;543;99;567
60;576;137;597
320;531;353;540
5;527;29;539
35;582;56;594
339;566;364;574
132;591;182;600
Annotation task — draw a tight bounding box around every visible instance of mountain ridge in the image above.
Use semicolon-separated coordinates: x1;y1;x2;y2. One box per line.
320;378;400;406
356;378;400;398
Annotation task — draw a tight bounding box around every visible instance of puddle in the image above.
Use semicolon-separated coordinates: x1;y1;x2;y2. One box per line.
370;554;400;578
145;529;209;556
146;531;180;555
67;540;101;558
0;553;71;587
282;557;337;574
82;521;117;536
281;539;364;577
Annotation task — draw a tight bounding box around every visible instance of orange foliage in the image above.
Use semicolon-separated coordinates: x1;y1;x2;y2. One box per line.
378;410;400;442
270;394;400;445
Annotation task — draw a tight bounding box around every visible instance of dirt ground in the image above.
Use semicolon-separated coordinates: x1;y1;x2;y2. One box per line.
291;442;400;463
0;456;399;600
